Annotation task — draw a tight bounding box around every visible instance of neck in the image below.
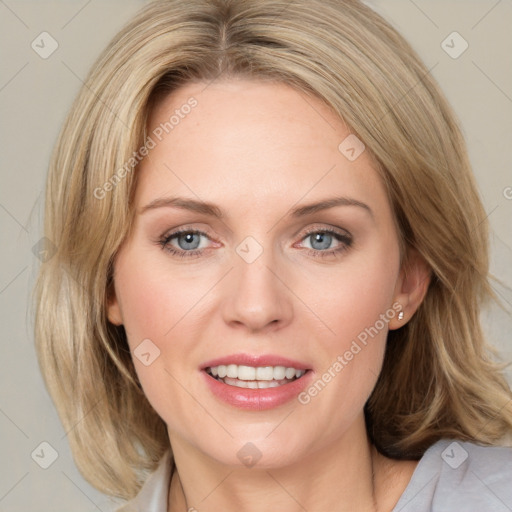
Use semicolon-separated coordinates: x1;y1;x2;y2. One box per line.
167;416;413;512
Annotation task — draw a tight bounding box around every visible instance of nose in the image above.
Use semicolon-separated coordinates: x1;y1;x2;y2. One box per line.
221;247;294;333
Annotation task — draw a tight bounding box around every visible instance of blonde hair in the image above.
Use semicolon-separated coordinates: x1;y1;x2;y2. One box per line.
34;0;512;500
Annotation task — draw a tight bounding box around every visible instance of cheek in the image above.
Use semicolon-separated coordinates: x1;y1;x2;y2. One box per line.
309;251;399;349
114;252;203;345
112;249;215;419
297;245;399;415
112;261;185;423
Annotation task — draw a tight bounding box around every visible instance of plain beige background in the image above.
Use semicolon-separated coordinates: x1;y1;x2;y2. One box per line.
0;1;511;510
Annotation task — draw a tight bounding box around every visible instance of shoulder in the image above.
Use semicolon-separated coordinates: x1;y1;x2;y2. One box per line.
392;438;512;512
115;451;173;512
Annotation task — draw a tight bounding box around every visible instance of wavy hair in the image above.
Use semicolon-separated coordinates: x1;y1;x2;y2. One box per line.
33;0;512;500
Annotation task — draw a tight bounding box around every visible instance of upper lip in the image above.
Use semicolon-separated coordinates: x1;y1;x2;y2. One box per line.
201;353;311;371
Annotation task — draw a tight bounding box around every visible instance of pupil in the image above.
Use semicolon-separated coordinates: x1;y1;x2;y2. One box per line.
311;232;331;250
178;232;200;250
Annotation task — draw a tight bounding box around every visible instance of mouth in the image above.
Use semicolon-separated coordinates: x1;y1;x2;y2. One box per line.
201;354;314;409
205;364;309;389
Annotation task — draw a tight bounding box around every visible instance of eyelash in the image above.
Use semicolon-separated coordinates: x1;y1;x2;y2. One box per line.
157;227;353;260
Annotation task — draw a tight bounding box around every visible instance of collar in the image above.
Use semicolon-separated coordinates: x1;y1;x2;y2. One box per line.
116;451;172;512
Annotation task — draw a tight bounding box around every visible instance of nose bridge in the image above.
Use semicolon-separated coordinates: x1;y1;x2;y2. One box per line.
223;235;293;331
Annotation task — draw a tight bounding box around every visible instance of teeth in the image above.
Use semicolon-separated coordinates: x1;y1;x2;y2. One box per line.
226;364;238;378
207;364;306;382
239;365;256;380
222;376;292;389
259;380;281;388
286;368;296;379
272;366;286;380
256;366;274;380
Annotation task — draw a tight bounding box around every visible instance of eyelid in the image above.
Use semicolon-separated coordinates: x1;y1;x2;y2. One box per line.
296;223;351;239
160;227;219;250
293;225;352;252
160;225;219;244
160;224;350;244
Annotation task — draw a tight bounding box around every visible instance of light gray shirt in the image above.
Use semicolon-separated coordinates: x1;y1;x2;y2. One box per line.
116;438;512;511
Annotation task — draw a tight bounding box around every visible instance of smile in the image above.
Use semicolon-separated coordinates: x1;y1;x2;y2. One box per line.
206;364;307;389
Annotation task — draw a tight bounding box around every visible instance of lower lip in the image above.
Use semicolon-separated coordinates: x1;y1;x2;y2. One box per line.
202;370;314;410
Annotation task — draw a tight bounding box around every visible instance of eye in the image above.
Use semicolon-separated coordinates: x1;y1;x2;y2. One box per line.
297;228;353;258
158;229;212;258
157;226;353;260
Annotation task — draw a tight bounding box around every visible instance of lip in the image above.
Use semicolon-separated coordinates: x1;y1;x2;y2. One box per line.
200;353;311;371
200;353;314;410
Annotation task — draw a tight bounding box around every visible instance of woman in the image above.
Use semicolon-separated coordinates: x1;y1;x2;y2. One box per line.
34;0;512;510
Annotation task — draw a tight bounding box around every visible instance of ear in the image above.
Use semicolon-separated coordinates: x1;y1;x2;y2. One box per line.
106;284;124;326
388;248;431;330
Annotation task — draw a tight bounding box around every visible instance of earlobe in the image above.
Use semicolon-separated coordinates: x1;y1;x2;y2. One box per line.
389;248;431;330
106;287;123;326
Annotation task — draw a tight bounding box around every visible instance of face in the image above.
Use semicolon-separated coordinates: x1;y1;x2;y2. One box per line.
108;79;418;469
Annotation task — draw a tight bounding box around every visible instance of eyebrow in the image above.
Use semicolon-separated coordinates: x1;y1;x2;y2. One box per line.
139;195;373;218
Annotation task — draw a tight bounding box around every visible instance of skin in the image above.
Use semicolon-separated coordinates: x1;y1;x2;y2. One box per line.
108;79;430;512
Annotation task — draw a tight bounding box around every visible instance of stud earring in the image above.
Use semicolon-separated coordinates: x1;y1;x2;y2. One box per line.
398;311;404;321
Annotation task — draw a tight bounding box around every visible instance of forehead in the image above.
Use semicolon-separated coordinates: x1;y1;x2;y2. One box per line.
136;79;388;217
